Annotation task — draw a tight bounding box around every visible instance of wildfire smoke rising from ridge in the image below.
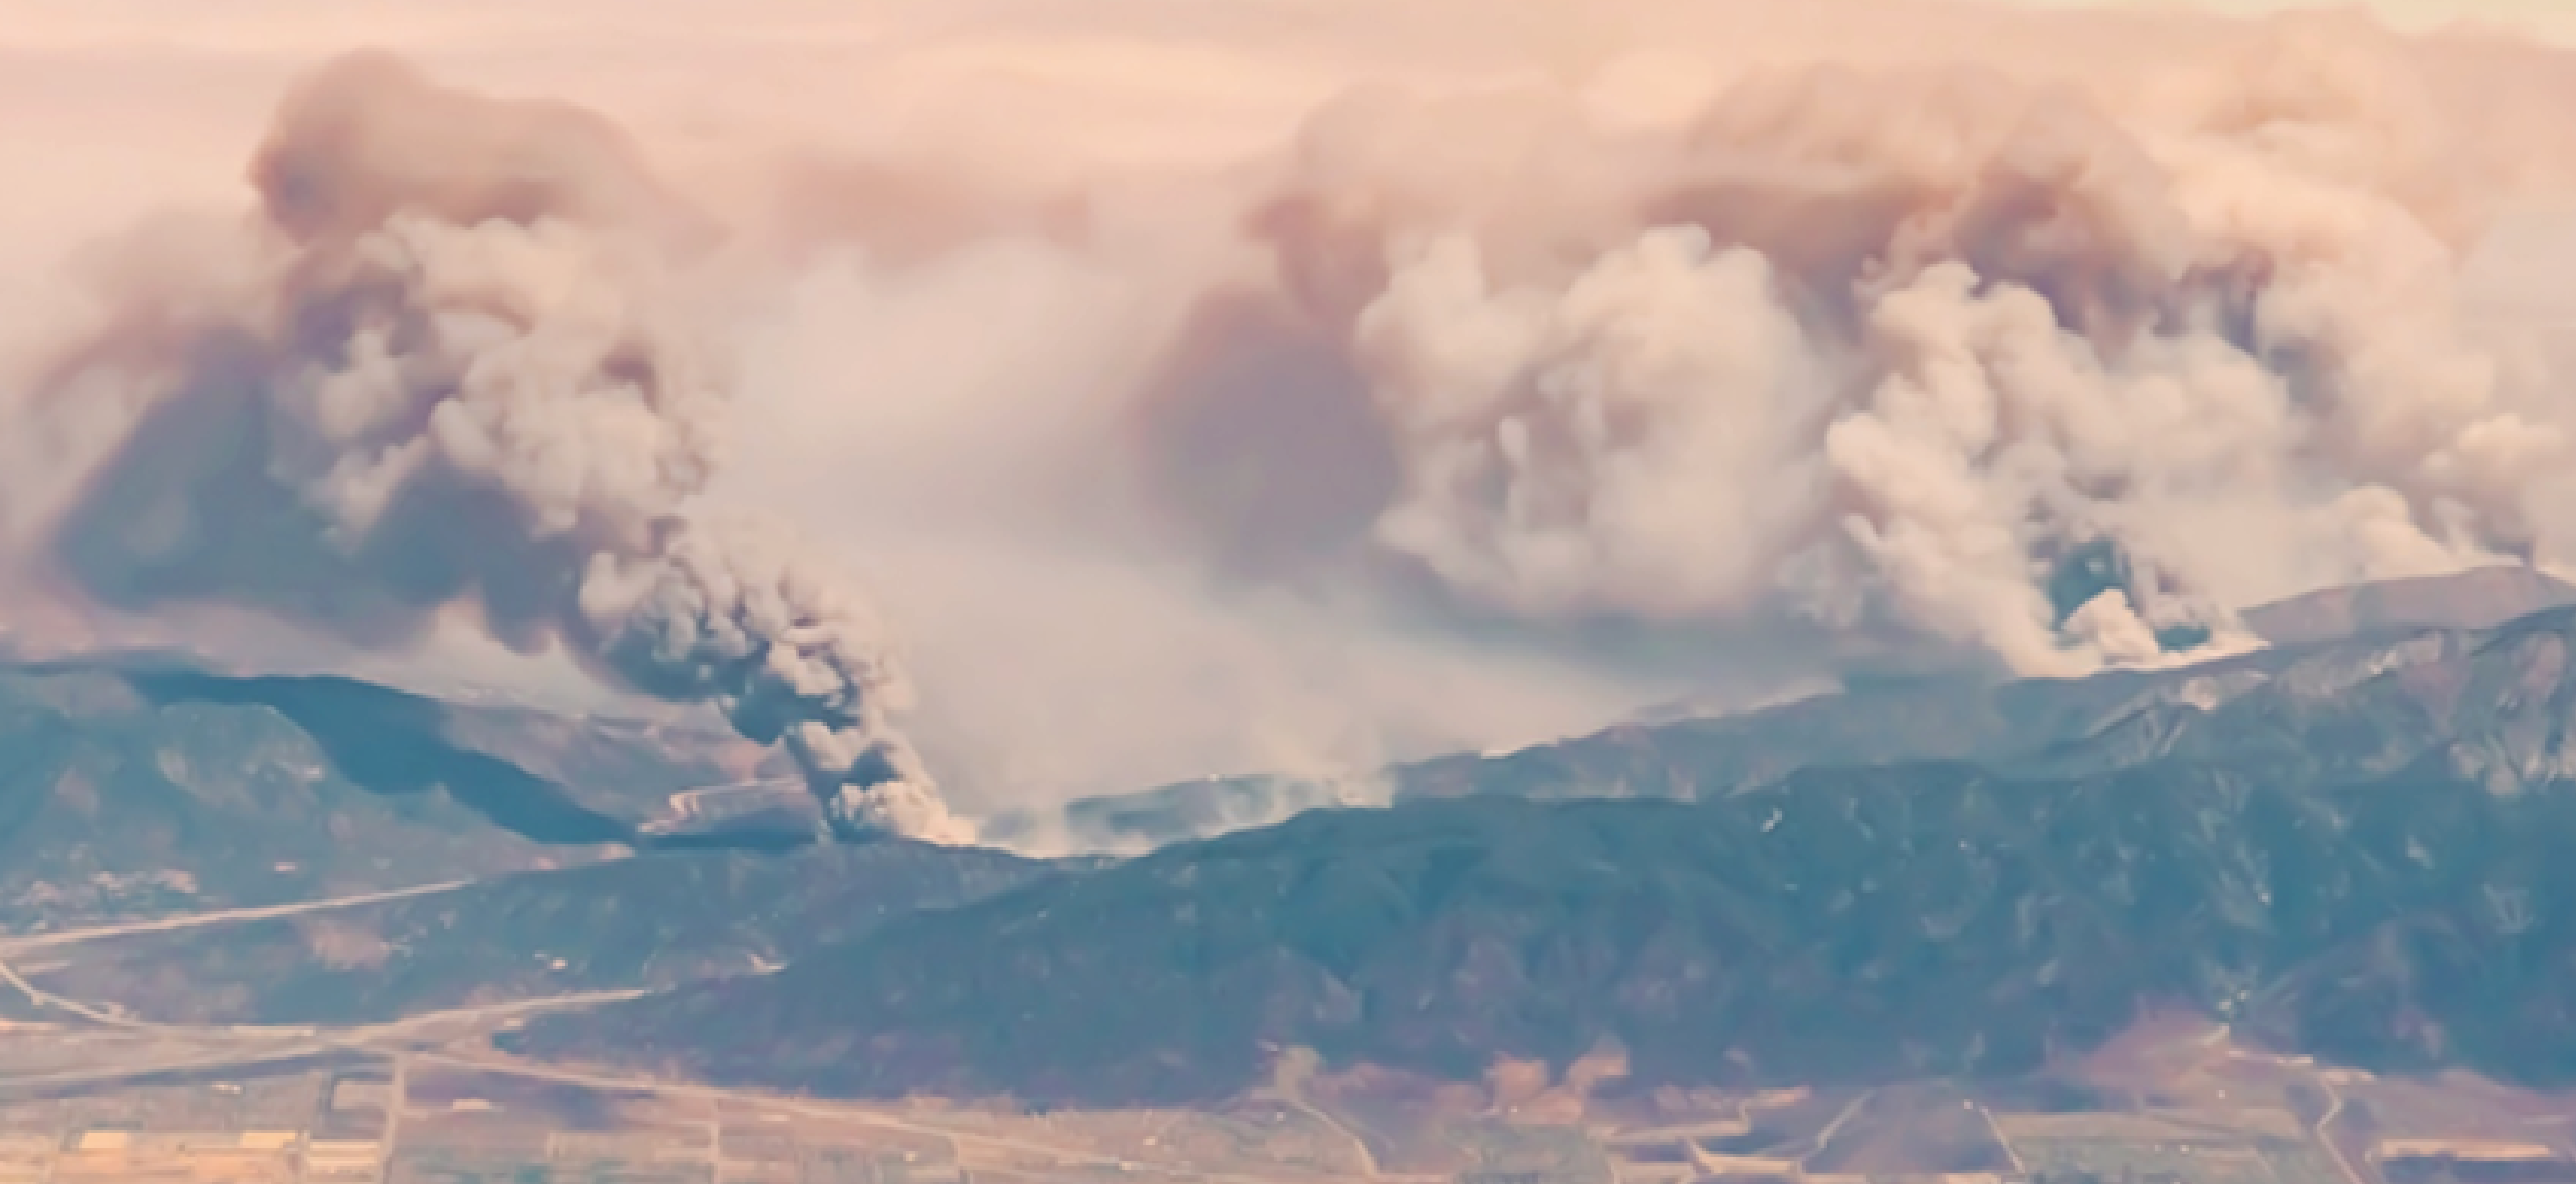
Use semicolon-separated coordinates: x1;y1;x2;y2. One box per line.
8;0;2576;835
16;52;965;843
1233;27;2576;677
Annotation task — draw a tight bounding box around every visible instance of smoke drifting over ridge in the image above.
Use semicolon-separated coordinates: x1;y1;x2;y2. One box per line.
24;52;965;844
12;1;2576;835
1208;25;2576;677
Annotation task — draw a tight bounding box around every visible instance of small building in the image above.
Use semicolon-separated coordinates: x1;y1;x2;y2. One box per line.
2371;1139;2575;1184
69;1129;131;1153
304;1137;383;1181
2374;1142;2566;1164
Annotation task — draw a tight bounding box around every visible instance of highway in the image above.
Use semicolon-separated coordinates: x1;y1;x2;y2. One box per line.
400;1049;1339;1184
0;879;476;956
1;884;2406;1184
2226;1041;2366;1184
1265;1049;1422;1181
0;917;1346;1184
0;774;816;958
0;936;644;1075
1803;1087;1878;1169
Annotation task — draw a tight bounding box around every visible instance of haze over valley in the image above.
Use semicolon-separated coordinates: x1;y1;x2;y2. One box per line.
9;1;2576;1182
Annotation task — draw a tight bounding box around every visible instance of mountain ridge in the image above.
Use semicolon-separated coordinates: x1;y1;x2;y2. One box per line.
1019;572;2576;853
0;649;801;933
515;594;2576;1105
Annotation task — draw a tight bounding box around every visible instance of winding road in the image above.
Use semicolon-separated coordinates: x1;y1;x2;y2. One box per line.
0;898;1364;1184
0;879;475;955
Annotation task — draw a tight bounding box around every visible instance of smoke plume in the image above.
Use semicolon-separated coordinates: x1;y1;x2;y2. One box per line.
25;51;968;844
1167;15;2576;678
16;2;2576;840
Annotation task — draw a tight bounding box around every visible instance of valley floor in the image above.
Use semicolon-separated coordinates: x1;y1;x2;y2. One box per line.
1;893;2571;1184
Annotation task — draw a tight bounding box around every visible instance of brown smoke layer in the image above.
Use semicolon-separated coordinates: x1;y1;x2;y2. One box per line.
1138;13;2576;678
13;3;2576;841
23;51;966;843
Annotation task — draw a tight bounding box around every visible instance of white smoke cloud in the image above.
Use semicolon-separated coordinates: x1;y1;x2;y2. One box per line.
9;0;2576;847
263;213;719;552
1232;18;2576;683
1352;227;1834;622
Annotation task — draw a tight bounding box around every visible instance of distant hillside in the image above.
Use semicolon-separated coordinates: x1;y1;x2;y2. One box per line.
522;606;2576;1105
1026;577;2576;852
2240;565;2576;648
0;651;789;932
23;840;1068;1025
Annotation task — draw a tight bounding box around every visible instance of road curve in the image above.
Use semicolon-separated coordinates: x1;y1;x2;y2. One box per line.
0;879;476;955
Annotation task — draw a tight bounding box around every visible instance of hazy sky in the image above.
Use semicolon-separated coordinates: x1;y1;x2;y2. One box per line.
7;0;2576;827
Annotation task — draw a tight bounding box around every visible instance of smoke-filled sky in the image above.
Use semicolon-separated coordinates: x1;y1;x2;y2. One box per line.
6;0;2576;835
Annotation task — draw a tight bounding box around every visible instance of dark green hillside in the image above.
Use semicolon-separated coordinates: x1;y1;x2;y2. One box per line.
0;651;763;931
28;840;1066;1024
524;748;2576;1104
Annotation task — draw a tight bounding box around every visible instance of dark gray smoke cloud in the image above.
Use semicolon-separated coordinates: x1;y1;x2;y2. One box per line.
32;50;967;844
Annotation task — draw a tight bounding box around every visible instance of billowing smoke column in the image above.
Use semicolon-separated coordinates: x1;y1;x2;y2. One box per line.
1184;16;2576;678
25;11;2576;837
34;51;969;844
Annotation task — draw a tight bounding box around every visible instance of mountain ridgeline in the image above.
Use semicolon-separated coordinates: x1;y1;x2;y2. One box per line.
0;646;889;937
1005;567;2576;852
521;585;2576;1104
0;648;1081;1028
20;571;2576;1112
